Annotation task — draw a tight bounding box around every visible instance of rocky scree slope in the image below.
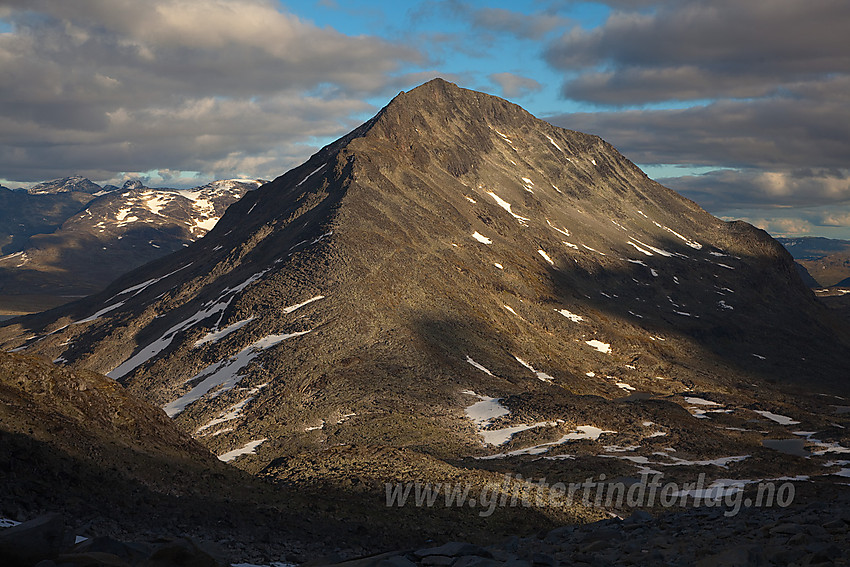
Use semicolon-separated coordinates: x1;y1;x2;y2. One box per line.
0;351;444;564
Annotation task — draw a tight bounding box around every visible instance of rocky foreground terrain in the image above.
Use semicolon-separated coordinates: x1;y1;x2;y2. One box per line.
329;492;850;567
3;484;850;566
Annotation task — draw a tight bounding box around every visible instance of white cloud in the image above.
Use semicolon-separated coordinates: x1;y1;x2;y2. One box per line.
735;217;813;236
0;0;423;184
817;211;850;228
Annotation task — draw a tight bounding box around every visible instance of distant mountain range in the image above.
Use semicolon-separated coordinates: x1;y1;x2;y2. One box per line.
24;175;104;195
0;177;264;314
777;236;850;287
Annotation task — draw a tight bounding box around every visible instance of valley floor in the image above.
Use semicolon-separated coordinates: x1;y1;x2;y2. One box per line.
0;294;76;318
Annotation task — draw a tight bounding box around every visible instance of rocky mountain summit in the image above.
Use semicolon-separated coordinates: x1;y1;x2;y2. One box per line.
0;178;263;311
2;79;849;563
25;175;103;195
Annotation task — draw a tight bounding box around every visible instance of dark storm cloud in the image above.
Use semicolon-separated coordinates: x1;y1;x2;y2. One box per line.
548;75;850;170
471;8;568;40
0;0;423;184
548;77;850;210
658;169;850;210
545;0;850;104
544;0;850;217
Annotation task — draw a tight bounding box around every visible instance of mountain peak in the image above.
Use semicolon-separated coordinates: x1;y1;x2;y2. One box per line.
393;77;465;103
3;81;848;512
122;179;145;191
27;176;102;195
374;77;532;135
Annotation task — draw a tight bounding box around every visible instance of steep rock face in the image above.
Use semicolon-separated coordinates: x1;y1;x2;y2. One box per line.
2;80;848;488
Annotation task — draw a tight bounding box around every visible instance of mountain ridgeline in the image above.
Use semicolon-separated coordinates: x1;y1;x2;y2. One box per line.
0;178;263;310
2;79;848;495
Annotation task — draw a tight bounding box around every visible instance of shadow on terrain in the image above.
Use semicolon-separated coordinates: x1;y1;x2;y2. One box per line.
536;229;850;394
0;224;190;298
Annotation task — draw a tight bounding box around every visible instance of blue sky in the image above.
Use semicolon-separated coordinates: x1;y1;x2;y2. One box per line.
1;1;849;238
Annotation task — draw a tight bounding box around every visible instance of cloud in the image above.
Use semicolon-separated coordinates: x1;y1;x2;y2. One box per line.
817;211;850;227
561;67;781;105
0;92;372;184
471;8;568;40
489;72;543;98
658;168;850;211
718;205;850;238
544;0;850;104
549;76;850;166
727;216;813;237
553;91;850;216
0;0;423;184
411;2;568;41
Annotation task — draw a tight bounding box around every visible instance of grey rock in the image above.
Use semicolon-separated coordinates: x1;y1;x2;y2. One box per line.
54;551;131;566
488;550;518;562
821;519;846;532
530;553;556;567
765;546;807;565
0;513;67;567
145;537;222;567
769;523;803;535
804;543;842;561
694;545;765;567
420;556;454;567
543;526;574;545
414;543;490;559
498;538;520;553
73;537;151;564
376;556;418;567
452;556;501;567
622;510;652;525
305;553;346;566
579;540;608;554
577;528;620;544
